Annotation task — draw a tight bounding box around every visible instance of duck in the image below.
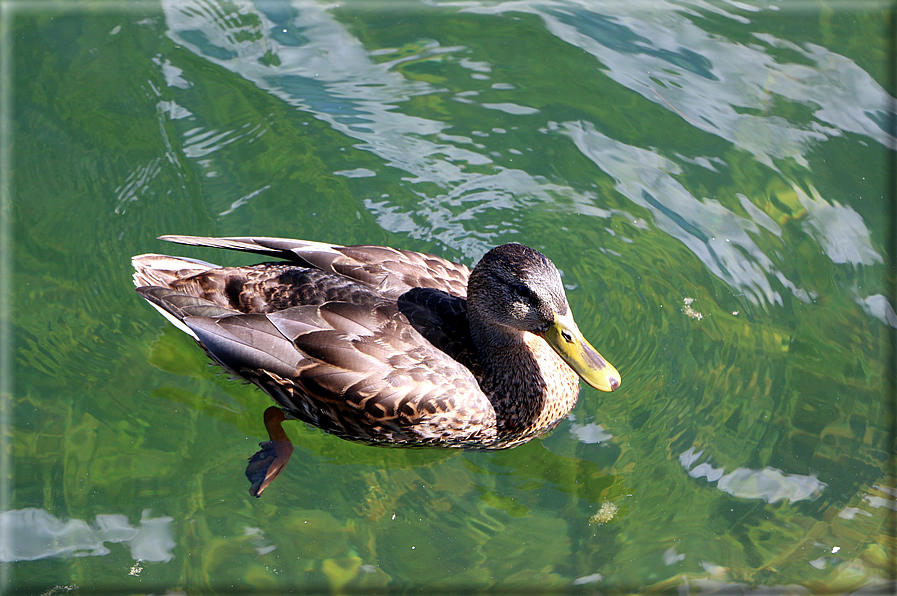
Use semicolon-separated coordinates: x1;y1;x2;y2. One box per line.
132;236;621;496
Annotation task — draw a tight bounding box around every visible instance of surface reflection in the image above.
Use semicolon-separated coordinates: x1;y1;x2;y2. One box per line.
0;509;175;562
563;120;789;306
467;1;896;157
680;447;827;503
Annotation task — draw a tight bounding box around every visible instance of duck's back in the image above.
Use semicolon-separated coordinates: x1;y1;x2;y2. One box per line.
156;235;471;300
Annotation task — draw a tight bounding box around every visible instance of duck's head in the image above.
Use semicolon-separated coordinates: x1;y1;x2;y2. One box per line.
467;243;621;392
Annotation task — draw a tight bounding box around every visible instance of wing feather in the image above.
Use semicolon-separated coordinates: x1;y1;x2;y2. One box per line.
159;235;470;298
183;315;302;380
270;300;497;444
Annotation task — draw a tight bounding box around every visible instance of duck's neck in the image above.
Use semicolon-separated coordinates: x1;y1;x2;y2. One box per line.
468;311;579;434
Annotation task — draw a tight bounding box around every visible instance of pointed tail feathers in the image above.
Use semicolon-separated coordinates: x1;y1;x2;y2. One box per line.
131;254;218;289
132;254;224;339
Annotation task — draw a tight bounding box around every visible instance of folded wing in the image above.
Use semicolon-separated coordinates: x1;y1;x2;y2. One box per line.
136;279;497;447
158;235;470;299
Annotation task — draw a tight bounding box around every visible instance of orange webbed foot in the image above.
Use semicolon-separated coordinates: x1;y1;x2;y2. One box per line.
246;407;294;498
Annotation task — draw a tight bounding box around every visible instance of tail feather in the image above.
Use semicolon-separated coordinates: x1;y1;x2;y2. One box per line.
158;235;340;262
131;254;218;289
132;254;224;339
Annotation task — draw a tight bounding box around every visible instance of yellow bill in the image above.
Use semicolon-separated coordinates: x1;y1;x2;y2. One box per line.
543;311;621;392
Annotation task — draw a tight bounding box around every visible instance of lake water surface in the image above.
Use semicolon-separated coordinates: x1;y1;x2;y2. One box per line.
3;0;895;593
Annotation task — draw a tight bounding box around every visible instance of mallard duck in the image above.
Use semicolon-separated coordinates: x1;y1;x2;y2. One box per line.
132;236;620;496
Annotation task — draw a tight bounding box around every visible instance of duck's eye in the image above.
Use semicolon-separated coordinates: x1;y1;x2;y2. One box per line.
513;284;533;300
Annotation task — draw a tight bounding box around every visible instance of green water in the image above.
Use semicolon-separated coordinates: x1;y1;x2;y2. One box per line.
3;0;895;593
